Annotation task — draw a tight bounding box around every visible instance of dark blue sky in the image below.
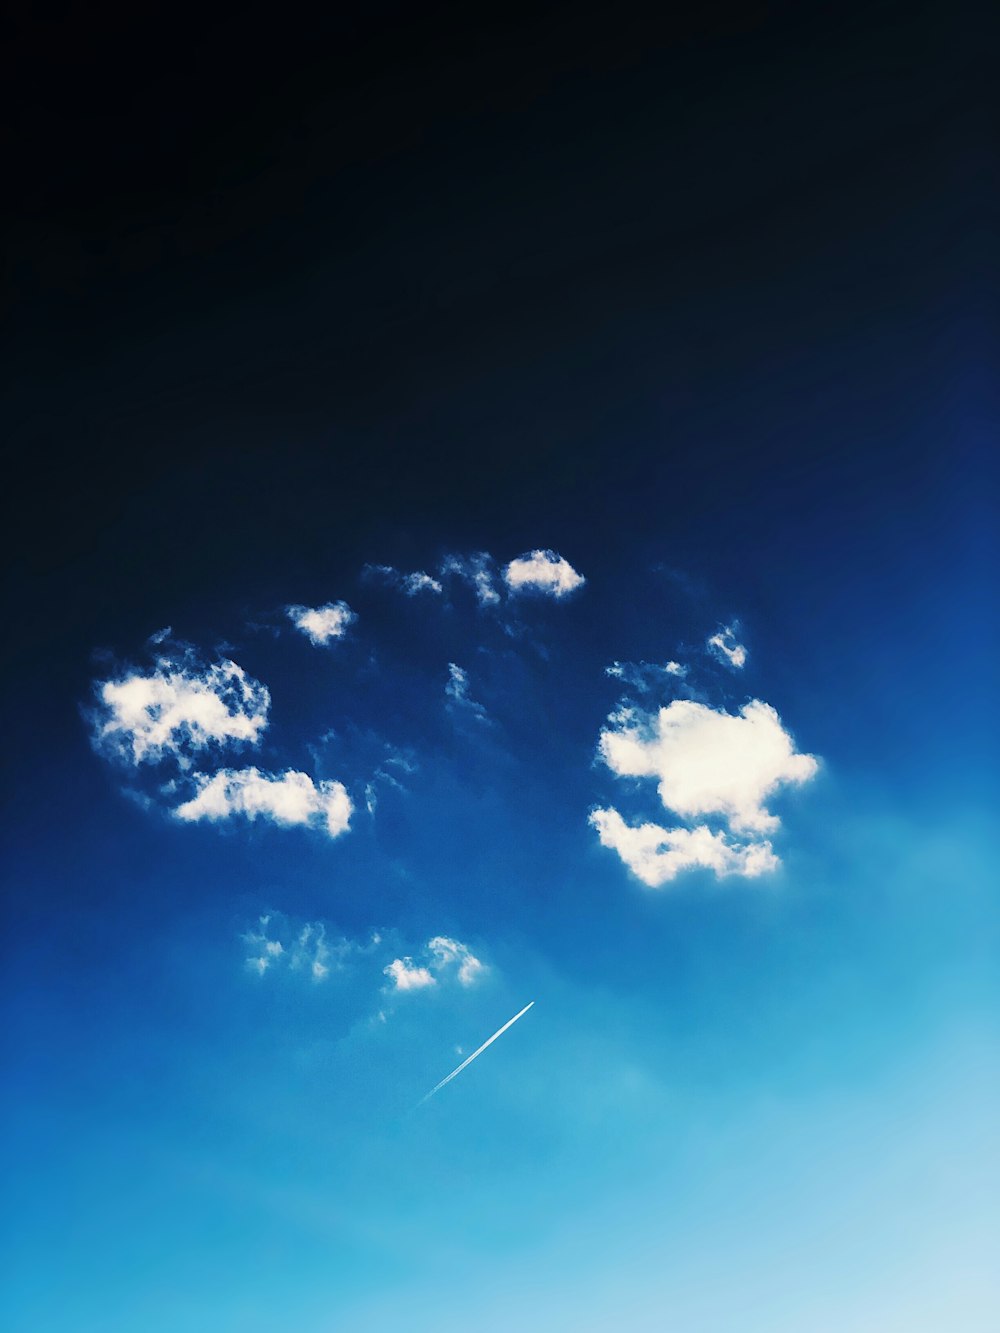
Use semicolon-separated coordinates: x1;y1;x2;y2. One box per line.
2;5;997;1329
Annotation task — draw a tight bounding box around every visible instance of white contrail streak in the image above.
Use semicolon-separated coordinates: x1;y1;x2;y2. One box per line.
418;1001;535;1106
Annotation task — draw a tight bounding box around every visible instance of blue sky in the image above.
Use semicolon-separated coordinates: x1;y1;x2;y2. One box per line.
4;503;996;1330
2;6;996;1329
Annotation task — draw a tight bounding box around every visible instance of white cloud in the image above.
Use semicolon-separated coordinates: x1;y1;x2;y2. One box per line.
384;935;486;992
504;549;585;598
93;652;270;766
445;662;488;722
174;767;352;838
384;957;437;991
428;936;486;986
590;807;778;887
707;624;746;669
365;564;443;595
440;552;501;606
598;698;817;836
286;601;357;645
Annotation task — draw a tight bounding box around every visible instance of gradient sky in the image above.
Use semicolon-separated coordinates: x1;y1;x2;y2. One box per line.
2;5;997;1331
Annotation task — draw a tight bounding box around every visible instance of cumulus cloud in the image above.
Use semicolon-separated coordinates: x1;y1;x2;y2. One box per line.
598;698;817;835
504;549;585;598
286;601;357;646
445;662;489;723
707;624;746;669
440;552;501;606
384;936;486;992
93;652;270;766
384;957;437;990
364;564;443;596
590;807;778;886
173;767;353;838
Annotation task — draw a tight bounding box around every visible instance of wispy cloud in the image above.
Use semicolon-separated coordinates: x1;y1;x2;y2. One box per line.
445;662;489;723
286;601;357;646
92;648;270;766
364;564;443;596
243;915;330;980
605;659;687;690
441;552;501;605
428;936;486;986
504;549;585;598
242;914;381;981
707;623;746;669
174;767;353;838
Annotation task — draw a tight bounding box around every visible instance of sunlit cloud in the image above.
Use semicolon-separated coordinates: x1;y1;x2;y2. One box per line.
383;957;437;990
92;648;270;766
504;548;585;598
286;600;357;645
174;766;353;838
384;936;486;992
598;698;817;835
590;807;778;886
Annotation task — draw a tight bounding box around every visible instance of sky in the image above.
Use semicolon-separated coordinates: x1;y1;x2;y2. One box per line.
2;4;997;1331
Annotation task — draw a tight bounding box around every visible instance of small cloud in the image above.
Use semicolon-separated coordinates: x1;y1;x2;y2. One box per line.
174;767;353;838
707;623;746;669
605;660;687;690
91;649;270;767
364;564;443;596
504;549;585;598
590;807;778;887
445;662;489;723
440;552;501;606
242;915;344;981
286;601;357;646
428;936;486;986
384;936;487;992
598;698;817;836
384;957;437;991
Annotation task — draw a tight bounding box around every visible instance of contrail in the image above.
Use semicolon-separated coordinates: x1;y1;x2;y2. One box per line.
418;1001;535;1106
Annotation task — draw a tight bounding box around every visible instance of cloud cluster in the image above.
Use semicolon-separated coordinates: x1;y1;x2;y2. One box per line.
383;935;486;992
504;549;585;598
93;652;270;766
594;698;817;886
174;767;353;838
286;601;357;646
707;623;746;669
